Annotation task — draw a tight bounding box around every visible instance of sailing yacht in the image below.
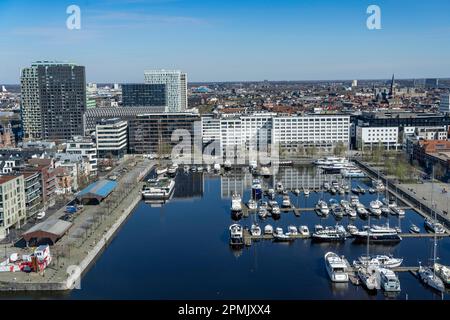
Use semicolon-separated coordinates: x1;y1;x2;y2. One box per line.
424;218;446;234
357;215;380;291
324;252;349;282
247;199;257;210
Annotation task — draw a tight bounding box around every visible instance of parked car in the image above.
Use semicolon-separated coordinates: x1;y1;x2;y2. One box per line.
36;211;46;220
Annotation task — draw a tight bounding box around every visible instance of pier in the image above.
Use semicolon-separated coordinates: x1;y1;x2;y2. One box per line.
0;156;155;291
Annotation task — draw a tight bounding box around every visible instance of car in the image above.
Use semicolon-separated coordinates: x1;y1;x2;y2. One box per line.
36;211;46;220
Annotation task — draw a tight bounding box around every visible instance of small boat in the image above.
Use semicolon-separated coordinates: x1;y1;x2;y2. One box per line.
316;200;330;216
379;268;401;292
286;225;298;237
351;188;360;194
332;206;344;219
418;265;445;292
409;224;420;233
312;225;347;242
251;179;263;198
258;207;268;219
275;182;284;193
231;193;242;212
224;160;232;170
340;200;350;209
434;263;450;286
183;165;189;173
357;185;366;194
303;188;310;197
273;227;293;242
282;195;291;208
155;166;168;176
391;207;405;216
267;189;276;200
358;264;380;291
293;188;300;196
324;252;349;283
355;255;403;269
271;205;281;216
260;166;271;178
197;166;203;172
213;163;221;172
356;205;369;218
381;206;391;215
424;218;446;234
368;188;376;194
247;199;257;210
299;225;310;237
350;196;360;207
264;225;273;235
229;224;243;246
353;225;402;244
250;224;262;236
347;224;359;236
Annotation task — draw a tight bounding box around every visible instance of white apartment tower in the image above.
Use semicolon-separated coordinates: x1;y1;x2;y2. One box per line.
95;118;128;159
144;70;188;112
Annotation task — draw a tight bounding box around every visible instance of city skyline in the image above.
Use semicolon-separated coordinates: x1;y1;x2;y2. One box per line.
1;0;450;83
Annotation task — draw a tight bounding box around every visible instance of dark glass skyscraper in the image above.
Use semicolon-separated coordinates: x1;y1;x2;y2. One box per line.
122;84;166;107
21;61;86;140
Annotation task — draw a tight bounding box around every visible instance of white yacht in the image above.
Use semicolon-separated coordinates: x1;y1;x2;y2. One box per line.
267;189;276;200
355;255;403;269
434;263;450;286
231;193;242;212
258;207;268;219
293;188;301;196
379;268;401;292
346;208;357;218
264;225;273;235
250;224;262;237
141;178;175;200
224;160;232;170
391;207;405;216
299;225;310;237
316;200;330;216
213;163;221;172
424;218;446;234
347;224;359;236
358;264;380;291
303;188;310;197
340;200;350;209
341;168;365;178
286;225;298;237
324;252;349;283
273;227;292;241
314;156;348;166
419;264;445;293
247;199;257;210
229;224;243;246
356;204;369;218
350;196;360;208
282;195;291;208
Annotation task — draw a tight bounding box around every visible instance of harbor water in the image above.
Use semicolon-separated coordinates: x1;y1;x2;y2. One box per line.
9;165;450;299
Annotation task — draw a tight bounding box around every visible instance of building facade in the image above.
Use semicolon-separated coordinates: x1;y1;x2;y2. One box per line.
96;118;128;159
66;136;98;177
440;94;450;114
21;61;86;140
0;175;26;240
122;84;166;107
144;70;188;112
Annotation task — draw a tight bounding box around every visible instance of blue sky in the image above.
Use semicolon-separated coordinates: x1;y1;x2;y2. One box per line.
1;0;450;83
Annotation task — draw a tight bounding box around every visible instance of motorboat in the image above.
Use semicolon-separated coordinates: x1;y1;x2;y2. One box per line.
299;225;310;237
282;195;291;208
190;165;197;172
369;201;382;216
418;265;445;293
141;178;175;200
183;165;189;173
350;196;360;207
155;166;168;176
373;180;385;192
268;200;278;209
286;225;298;237
424;218;446;234
355;255;403;269
409;224;420;233
273;227;293;242
351;187;360;194
213;163;221;172
314;156;348;166
358;264;380;291
231;193;242;212
267;189;276;200
353;225;402;243
346;224;359;236
249;160;258;171
316;200;330;216
312;225;347;242
368;188;376;194
340;200;350;209
167;164;178;176
264;224;273;235
303;188;310;197
251;179;263;198
259;166;271;178
434;263;450;286
271;205;281;217
381;206;391;215
275;182;284;193
357;185;366;194
346;208;357;218
391;207;405;216
323;182;330;191
341;168;365;178
293;188;300;196
379;268;401;292
250;224;262;237
229;224;243;246
356;204;369;218
332;206;344;219
324;252;349;283
247;199;257;210
258;207;268;219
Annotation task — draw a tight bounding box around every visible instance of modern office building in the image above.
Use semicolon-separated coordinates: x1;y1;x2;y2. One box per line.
122;84;166;107
21;61;86;140
425;78;439;89
84;106;166;132
0;175;26;240
144;70;188;112
440;94;450;114
203;113;350;157
66;136;98;177
128;113;200;154
95;118;128;159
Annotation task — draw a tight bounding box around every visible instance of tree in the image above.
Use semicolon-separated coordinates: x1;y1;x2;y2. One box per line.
333;141;346;156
